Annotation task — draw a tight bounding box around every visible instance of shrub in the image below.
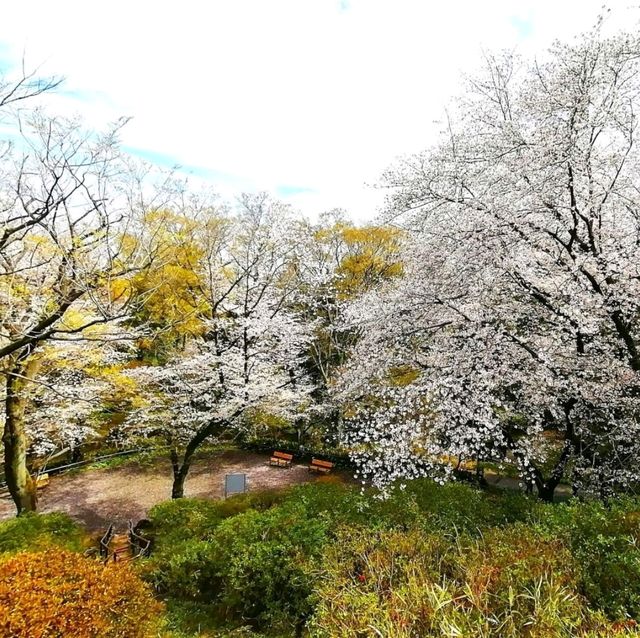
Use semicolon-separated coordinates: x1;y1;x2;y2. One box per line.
147;491;290;554
536;498;640;619
0;512;88;555
400;478;540;532
309;526;633;638
285;479;539;534
0;550;162;637
148;498;331;632
148;498;225;549
147;481;640;634
209;503;329;625
161;599;264;637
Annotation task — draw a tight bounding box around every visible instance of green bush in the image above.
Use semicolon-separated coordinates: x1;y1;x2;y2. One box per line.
148;490;290;552
148;497;331;632
161;599;264;637
0;512;87;556
147;480;640;635
536;499;640;619
148;498;225;549
399;478;540;532
210;506;327;627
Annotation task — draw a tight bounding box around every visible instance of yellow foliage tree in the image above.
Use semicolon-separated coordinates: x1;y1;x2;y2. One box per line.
129;210;210;358
332;224;403;299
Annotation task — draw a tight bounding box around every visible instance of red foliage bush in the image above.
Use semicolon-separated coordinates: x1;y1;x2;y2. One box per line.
0;550;162;637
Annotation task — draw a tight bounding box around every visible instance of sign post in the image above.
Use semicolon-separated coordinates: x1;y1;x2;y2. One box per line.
224;473;247;498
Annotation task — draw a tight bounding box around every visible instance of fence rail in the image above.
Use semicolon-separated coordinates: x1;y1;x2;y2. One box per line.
0;446;165;489
99;523;115;561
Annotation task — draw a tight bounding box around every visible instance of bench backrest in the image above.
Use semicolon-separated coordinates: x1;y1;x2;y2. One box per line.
273;451;293;461
311;458;334;469
35;473;49;485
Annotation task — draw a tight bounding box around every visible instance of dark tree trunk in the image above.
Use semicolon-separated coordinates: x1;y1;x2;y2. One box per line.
171;468;188;499
531;436;575;503
537;483;556;503
167;413;239;499
170;447;191;499
3;356;40;515
504;402;576;504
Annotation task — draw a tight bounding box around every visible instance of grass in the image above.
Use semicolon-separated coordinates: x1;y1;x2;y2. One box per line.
0;512;89;556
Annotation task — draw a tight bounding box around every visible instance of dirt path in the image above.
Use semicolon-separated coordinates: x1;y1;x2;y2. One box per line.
0;451;320;530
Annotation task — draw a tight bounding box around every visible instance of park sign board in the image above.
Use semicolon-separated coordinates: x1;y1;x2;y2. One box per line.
224;473;247;498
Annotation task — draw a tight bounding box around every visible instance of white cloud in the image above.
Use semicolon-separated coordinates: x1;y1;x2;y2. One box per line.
0;0;637;220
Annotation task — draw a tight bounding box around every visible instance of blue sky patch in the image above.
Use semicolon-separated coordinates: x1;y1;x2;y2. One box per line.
276;185;315;197
509;15;533;39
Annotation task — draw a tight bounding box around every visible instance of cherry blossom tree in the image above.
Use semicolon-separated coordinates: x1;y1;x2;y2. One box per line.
126;313;313;498
0;107;152;513
19;331;137;462
337;22;640;501
290;211;404;444
124;195;316;498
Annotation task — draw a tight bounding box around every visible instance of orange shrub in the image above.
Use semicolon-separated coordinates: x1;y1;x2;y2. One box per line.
0;550;162;637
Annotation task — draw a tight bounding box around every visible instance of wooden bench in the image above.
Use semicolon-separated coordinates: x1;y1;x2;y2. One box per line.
269;451;293;468
309;458;334;474
35;473;50;490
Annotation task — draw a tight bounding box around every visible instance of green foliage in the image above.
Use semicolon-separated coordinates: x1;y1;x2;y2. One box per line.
208;505;328;626
0;512;87;556
146;481;640;636
162;599;263;637
148;497;330;633
242;409;291;437
534;499;640;620
148;490;290;552
394;479;541;532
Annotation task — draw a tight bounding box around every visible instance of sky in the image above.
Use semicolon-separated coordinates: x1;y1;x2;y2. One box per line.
0;0;638;220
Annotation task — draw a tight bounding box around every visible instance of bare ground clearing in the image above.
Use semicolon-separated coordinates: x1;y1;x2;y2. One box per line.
0;450;325;529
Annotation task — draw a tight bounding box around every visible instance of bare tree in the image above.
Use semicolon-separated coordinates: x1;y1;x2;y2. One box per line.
0;110;149;514
0;63;62;110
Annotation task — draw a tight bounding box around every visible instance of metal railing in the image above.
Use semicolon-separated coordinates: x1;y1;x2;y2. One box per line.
128;520;152;558
99;523;115;561
95;520;152;563
0;446;166;489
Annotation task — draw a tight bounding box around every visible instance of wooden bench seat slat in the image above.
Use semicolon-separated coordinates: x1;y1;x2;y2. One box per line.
309;458;334;473
269;451;293;467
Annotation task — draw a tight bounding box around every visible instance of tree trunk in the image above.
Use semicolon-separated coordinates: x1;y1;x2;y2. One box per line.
537;483;556;503
3;357;40;515
171;468;188;499
170;447;190;499
168;412;242;500
505;438;569;503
